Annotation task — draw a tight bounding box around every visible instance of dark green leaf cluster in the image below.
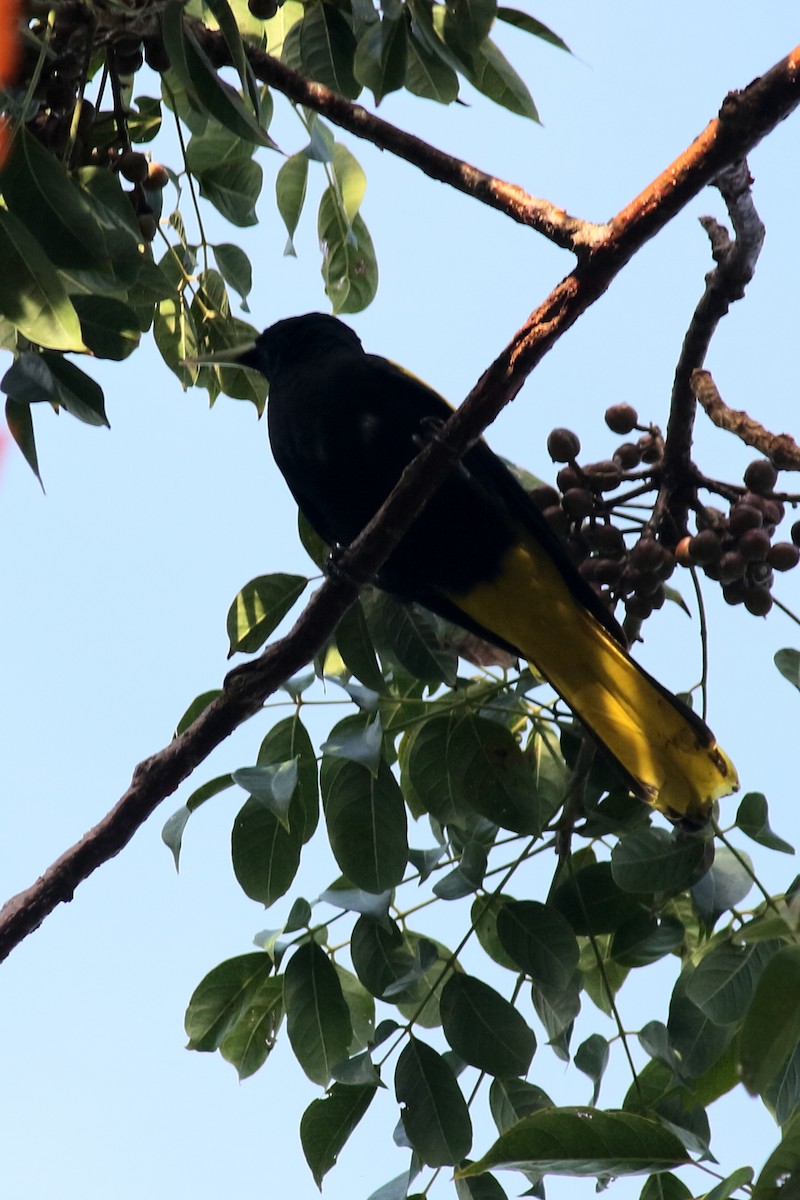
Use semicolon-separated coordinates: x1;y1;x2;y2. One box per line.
0;0;566;479
171;561;800;1199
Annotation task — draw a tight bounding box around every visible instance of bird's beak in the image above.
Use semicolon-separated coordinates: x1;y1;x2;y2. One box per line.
180;340;258;368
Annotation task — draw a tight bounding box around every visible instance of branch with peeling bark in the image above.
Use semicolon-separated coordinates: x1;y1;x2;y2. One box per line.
0;44;799;965
692;369;800;469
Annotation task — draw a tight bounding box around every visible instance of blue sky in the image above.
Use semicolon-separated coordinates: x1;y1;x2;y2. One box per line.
1;8;799;1199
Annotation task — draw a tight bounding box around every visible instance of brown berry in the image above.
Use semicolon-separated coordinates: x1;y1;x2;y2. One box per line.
143;162;170;190
547;428;580;462
562;488;594;520
249;0;280;15
688;529;723;566
137;212;158;241
768;542;800;572
556;465;581;493
613;442;642;471
743;459;778;494
729;503;763;536
583;460;623;493
625;594;653;621
531;485;560;511
587;524;626;558
791;521;800;547
720;550;746;584
744;587;773;617
604;403;639;435
676;536;693;567
738;527;771;562
722;580;747;606
638;435;663;464
118;150;148;183
144;36;171;72
542;506;569;539
630;536;664;570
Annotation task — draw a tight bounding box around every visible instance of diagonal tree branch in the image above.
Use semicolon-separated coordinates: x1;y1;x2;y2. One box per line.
194;24;606;254
0;44;798;965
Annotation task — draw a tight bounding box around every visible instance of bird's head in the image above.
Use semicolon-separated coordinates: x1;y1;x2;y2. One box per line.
183;313;363;380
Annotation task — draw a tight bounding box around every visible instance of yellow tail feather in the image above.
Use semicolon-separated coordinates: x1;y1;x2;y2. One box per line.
448;539;738;825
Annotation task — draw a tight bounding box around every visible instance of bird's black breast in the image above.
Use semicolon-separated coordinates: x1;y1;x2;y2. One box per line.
266;352;519;601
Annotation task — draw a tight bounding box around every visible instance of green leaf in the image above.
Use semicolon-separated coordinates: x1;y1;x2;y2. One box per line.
2;352;107;426
752;1111;800;1200
736;792;794;854
203;0;263;116
611;913;685;968
687;939;783;1026
233;761;298;830
71;296;141;360
611;828;708;896
1;127;107;269
0;210;86;351
458;1108;689;1179
185;951;274;1051
433;840;488;899
395;1036;472;1166
354;15;408;103
404;30;460;102
740;944;800;1096
489;1077;553;1134
161;774;233;869
284;942;353;1085
691;846;754;922
227;573;308;655
275;153;309;255
196;157;264;226
213;244;253;310
321;712;384;774
231;796;303;905
350;916;416;998
495;8;570;51
471;894;521;971
666;986;737;1081
551;862;644;935
320;756;408;892
775;648;800;691
370;594;456;685
335;598;386;692
258;714;319;843
640;1172;692;1200
162;1;277;146
496;899;580;987
455;1172;509;1200
469;38;539;120
219;975;283;1079
154;296;199;385
336;963;376;1052
575;1034;609;1104
440;973;535;1076
448;713;544;833
175;688;222;734
700;1169;754;1200
298;1;360;98
444;0;496;54
332;141;367;225
4;398;42;485
301;1083;378;1187
318;192;379;314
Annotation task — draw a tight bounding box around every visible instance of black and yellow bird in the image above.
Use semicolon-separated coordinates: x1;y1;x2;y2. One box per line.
209;312;737;826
